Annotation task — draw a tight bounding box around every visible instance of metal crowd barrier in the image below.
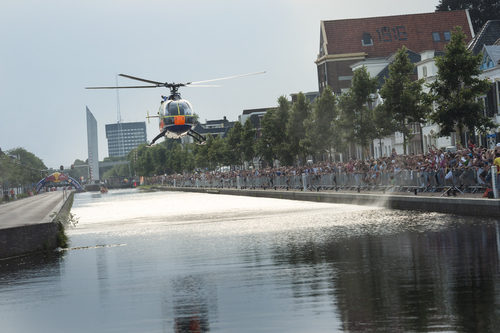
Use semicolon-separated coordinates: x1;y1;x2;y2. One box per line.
161;168;488;194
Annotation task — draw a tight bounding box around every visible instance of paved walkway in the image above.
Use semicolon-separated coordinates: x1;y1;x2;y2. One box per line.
0;191;67;230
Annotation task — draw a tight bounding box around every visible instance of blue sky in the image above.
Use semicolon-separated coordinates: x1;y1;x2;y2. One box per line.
0;0;439;168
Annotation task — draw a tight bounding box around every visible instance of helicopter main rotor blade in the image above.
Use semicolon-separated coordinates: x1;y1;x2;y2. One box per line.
188;71;266;85
185;84;221;88
86;85;158;89
119;74;164;86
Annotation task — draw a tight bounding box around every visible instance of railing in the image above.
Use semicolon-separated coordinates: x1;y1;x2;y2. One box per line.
158;168;489;194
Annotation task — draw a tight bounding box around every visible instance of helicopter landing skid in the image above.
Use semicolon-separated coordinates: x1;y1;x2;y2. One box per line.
148;129;168;146
187;129;206;144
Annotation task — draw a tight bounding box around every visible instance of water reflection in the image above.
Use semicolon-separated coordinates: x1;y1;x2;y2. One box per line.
0;252;64;309
171;275;215;332
1;191;499;332
269;215;500;332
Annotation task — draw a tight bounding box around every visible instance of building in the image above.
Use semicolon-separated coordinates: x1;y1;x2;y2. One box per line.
316;10;474;94
290;92;319;104
238;108;272;128
85;106;100;182
239;107;277;138
418;20;500;153
475;21;500;148
316;10;475;158
105;122;147;158
192;116;235;139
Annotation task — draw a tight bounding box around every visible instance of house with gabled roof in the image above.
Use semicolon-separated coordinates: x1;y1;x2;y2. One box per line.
479;44;500;142
416;23;500;153
469;20;500;56
316;10;474;94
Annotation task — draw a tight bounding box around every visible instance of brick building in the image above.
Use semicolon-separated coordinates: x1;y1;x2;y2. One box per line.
316;10;474;94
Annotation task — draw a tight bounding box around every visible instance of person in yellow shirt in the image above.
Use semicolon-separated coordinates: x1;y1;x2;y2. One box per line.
494;152;500;190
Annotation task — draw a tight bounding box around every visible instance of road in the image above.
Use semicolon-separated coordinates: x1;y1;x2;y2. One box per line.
0;191;67;230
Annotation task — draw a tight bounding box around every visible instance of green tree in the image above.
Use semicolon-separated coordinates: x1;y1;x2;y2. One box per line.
428;26;493;145
132;144;154;176
379;46;430;154
8;148;47;186
304;87;337;161
337;66;378;158
0;148;47;192
68;159;89;181
194;140;210;170
256;97;293;166
373;104;397;156
226;121;243;166
255;110;276;166
102;164;130;179
436;0;499;33
287;92;311;164
241;119;256;165
150;144;168;175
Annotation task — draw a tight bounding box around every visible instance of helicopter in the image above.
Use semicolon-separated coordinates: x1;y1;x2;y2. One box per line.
86;71;265;145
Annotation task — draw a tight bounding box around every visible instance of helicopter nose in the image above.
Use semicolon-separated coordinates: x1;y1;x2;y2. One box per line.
174;116;185;125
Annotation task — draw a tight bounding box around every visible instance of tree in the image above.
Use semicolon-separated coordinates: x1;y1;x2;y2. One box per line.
241;119;256;165
287;92;311;164
304;86;337;161
373;104;397;156
226;121;243;166
102;164;130;179
194;139;210;170
0;148;47;189
151;144;168;175
131;144;154;176
378;46;430;154
428;26;493;145
336;66;378;158
68;159;88;181
436;0;500;33
256;97;293;166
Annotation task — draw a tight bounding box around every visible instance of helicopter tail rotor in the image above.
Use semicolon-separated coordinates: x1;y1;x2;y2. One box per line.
146;111;160;124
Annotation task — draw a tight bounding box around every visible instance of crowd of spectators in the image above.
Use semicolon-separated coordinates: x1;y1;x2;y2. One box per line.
150;142;500;194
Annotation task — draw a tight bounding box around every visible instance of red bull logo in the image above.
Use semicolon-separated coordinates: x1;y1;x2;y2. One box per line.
45;172;69;183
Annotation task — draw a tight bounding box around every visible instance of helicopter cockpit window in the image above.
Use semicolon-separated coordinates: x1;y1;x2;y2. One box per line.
167;100;193;116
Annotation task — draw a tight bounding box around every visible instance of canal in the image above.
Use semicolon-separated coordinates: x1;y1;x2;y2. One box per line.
1;189;500;332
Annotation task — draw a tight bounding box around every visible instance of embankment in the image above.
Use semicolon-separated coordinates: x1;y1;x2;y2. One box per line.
156;186;500;218
0;192;74;259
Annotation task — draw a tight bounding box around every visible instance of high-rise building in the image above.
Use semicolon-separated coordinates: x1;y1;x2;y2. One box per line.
86;106;100;182
105;122;147;158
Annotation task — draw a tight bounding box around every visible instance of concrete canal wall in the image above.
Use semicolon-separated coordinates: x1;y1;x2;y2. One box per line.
159;187;500;218
0;191;74;259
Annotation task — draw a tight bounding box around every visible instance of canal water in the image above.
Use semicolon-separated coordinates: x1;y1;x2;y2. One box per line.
1;189;500;332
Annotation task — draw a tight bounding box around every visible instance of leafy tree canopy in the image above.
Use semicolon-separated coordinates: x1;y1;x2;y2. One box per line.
428;26;493;143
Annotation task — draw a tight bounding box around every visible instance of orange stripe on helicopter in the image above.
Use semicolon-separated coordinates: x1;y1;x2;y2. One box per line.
174;116;185;125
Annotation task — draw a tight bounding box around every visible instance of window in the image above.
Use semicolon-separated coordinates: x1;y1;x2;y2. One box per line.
422;66;428;77
443;31;451;41
361;32;373;46
481;55;495;70
432;32;441;42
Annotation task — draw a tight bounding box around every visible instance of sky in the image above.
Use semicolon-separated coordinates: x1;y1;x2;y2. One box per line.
0;0;440;169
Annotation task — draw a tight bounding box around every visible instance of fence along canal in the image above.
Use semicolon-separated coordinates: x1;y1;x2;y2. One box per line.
157;168;488;195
